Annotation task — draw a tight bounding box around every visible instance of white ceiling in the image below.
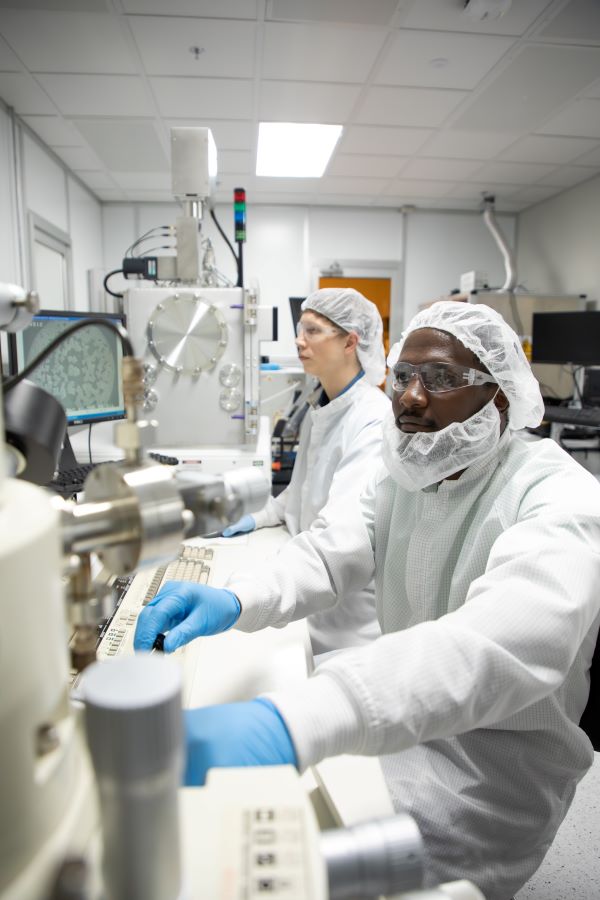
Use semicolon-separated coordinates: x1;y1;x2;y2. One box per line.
0;0;600;211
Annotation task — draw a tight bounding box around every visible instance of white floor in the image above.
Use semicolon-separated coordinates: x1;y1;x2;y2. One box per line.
514;753;600;900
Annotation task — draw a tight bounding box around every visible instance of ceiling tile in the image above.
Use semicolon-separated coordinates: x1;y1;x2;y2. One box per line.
54;145;102;169
538;0;600;42
375;30;514;90
400;0;554;36
499;134;600;164
0;32;21;70
387;178;455;198
167;118;254;150
355;86;467;127
122;0;258;16
474;160;556;184
72;119;169;171
571;145;600;166
584;79;600;99
400;157;482;181
503;184;565;206
259;80;360;122
0;72;56;114
537;165;600;188
445;182;520;201
152;77;253;118
112;172;172;190
327;154;403;178
0;10;135;74
75;170;118;190
217;149;254;173
94;188;128;200
537;99;600;139
422;129;517;159
0;1;108;10
22;115;85;146
338;125;432;156
251;175;320;193
317;176;387;195
38;74;153;117
123;189;173;201
129;17;256;78
454;45;600;132
262;22;385;83
267;0;398;27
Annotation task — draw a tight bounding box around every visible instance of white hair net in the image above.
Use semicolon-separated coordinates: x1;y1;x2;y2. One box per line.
302;288;386;385
387;300;544;431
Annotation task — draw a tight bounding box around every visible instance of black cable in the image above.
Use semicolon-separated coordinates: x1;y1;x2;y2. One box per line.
236;240;244;288
103;269;124;299
3;318;134;395
209;206;240;273
88;423;93;465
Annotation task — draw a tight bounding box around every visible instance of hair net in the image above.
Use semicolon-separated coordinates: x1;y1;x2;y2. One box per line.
387;300;544;431
302;288;385;385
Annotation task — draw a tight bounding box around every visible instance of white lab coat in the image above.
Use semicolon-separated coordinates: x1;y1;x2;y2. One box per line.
229;431;600;900
253;375;390;654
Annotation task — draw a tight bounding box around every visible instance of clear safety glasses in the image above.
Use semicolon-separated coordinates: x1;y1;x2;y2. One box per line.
296;321;343;342
392;361;497;394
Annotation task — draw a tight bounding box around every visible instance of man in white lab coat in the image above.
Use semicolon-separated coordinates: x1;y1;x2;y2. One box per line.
222;287;390;654
134;301;600;900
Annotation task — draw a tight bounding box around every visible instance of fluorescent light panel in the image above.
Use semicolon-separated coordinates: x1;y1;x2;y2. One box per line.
256;122;343;177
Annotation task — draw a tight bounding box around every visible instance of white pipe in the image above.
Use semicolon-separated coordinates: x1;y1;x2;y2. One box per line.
482;196;517;292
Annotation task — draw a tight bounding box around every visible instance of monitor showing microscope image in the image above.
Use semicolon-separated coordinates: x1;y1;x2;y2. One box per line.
9;309;126;425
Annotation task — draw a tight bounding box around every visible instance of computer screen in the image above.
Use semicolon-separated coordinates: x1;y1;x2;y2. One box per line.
531;311;600;366
9;309;126;425
289;296;305;334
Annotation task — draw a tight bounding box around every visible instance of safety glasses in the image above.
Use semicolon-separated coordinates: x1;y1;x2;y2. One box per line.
392;361;497;394
296;321;343;342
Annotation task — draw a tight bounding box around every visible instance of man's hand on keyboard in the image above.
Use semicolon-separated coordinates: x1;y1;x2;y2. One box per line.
183;698;298;786
133;582;241;653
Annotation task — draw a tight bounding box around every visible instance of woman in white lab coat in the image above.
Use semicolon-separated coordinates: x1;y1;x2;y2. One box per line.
223;287;390;655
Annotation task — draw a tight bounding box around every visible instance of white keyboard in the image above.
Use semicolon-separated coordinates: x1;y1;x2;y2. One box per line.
70;527;311;708
96;544;214;661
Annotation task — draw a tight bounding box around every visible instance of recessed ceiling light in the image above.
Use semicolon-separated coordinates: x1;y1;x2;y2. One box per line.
256;122;343;178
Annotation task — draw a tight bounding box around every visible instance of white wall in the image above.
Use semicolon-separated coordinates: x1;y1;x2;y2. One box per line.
11;124;104;312
102;202;405;357
67;176;103;310
517;173;600;302
0;105;18;283
403;210;517;326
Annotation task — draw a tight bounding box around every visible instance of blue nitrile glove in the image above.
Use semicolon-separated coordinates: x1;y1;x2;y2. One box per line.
133;582;241;653
222;514;256;538
183;698;297;786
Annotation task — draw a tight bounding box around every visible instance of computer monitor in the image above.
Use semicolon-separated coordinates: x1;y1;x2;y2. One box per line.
531;311;600;367
9;309;126;426
289;296;305;334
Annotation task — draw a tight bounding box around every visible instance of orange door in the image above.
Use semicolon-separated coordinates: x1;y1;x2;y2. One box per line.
318;276;391;357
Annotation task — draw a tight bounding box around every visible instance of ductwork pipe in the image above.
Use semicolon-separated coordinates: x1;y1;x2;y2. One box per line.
482;194;517;293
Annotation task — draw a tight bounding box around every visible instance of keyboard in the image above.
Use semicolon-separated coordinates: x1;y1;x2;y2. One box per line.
543;406;600;427
70;527;309;709
47;460;123;496
69;544;214;699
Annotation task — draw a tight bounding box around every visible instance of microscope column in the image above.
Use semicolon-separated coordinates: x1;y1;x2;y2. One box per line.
82;656;184;900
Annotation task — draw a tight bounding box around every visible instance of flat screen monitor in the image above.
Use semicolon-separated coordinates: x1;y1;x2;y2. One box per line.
9;309;126;425
531;311;600;366
289;296;305;334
